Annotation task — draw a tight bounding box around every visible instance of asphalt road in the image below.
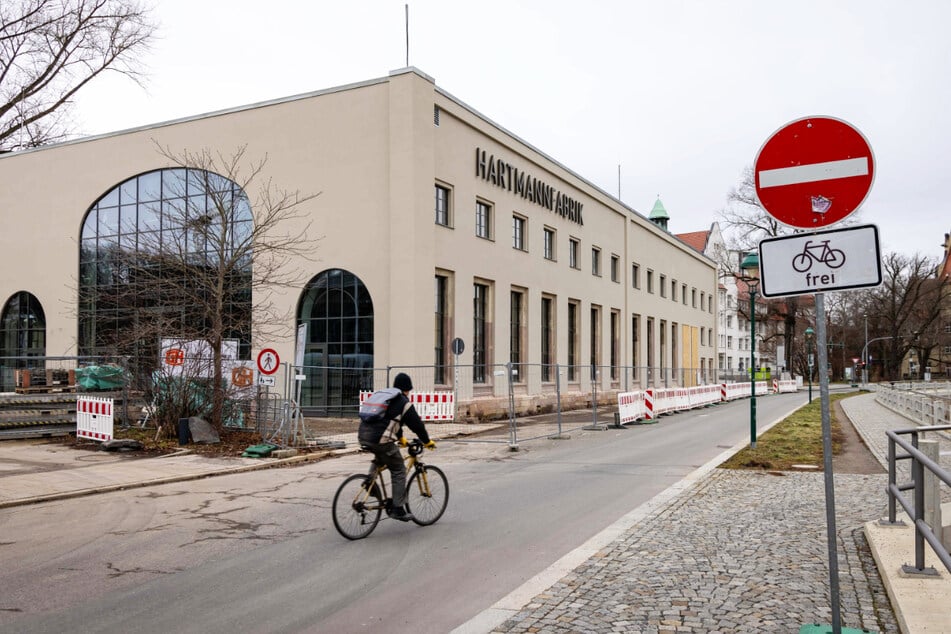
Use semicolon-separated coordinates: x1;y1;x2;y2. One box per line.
2;393;808;633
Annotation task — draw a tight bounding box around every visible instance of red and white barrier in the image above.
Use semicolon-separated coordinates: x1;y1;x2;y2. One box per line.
775;380;798;393
621;381;773;424
76;395;114;441
617;390;646;423
359;390;455;421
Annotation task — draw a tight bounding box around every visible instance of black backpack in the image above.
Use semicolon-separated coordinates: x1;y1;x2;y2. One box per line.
358;388;402;424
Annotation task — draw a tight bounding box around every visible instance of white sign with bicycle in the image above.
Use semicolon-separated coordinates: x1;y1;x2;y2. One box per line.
757;224;882;298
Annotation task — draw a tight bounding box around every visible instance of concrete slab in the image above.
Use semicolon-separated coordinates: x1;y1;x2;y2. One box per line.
865;506;951;634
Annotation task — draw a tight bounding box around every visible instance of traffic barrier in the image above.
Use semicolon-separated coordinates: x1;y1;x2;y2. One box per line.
359;390;455;421
776;380;798;393
616;390;647;423
76;395;114;441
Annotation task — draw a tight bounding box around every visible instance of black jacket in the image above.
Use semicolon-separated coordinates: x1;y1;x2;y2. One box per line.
358;392;431;445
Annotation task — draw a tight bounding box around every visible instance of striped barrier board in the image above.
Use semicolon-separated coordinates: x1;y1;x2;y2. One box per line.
76;395;114;441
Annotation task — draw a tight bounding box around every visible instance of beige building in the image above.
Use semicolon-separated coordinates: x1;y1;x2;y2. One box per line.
0;67;717;414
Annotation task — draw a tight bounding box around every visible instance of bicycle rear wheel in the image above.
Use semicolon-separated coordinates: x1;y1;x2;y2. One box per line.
406;465;449;526
332;474;383;540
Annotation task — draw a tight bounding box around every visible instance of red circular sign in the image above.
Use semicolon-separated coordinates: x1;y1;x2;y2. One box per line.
257;348;280;375
754;116;874;229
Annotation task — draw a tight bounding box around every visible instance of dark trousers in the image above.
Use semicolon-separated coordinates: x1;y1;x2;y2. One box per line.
365;441;407;507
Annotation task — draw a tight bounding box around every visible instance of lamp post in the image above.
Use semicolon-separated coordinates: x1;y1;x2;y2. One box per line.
805;327;814;404
740;252;760;449
863;314;868;386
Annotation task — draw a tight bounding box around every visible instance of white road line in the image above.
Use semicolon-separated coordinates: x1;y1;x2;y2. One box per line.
759;157;869;188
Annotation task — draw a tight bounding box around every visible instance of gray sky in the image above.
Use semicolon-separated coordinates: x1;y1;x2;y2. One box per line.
74;0;950;260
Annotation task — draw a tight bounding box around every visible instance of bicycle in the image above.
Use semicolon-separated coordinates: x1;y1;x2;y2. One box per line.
332;438;449;540
791;239;846;272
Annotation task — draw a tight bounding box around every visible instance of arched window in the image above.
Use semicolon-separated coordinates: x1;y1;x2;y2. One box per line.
0;292;46;391
78;169;253;379
298;269;373;414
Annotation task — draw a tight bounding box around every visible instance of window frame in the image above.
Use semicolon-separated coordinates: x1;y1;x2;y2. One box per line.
475;199;492;240
435;183;452;227
512;214;527;251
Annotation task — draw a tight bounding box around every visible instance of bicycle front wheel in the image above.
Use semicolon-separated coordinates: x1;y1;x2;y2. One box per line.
332;474;382;540
406;465;449;526
826;249;846;268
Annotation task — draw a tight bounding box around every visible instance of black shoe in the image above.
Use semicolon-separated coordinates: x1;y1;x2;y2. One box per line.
388;507;414;522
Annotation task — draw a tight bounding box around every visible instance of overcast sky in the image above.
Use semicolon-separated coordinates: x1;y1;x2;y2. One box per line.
73;0;949;260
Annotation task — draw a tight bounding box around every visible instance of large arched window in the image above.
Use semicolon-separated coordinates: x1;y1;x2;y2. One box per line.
78;169;253;379
0;292;46;391
297;269;373;414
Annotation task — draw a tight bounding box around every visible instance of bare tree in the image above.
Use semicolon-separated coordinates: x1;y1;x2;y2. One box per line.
0;0;155;151
863;252;950;380
719;166;804;373
81;144;321;431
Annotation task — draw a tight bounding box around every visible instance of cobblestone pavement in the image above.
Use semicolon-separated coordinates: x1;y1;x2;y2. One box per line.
487;392;930;633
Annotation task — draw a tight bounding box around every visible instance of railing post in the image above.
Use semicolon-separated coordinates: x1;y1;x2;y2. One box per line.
921;440;943;550
887;436;898;524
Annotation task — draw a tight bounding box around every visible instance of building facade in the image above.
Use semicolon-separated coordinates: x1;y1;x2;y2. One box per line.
0;67;718;414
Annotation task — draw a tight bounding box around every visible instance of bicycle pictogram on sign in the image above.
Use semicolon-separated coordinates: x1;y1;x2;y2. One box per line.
791;240;846;273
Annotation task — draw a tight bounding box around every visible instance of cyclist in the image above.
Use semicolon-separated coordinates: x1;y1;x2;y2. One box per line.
357;372;436;521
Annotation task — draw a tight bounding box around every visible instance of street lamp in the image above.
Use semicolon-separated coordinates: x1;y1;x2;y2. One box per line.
805;327;814;403
740;252;760;449
863;314;868;386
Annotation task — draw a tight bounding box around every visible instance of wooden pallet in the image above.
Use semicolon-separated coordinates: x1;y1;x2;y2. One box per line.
15;368;76;390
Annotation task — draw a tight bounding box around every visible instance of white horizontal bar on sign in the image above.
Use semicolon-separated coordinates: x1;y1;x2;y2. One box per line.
759;157;869;188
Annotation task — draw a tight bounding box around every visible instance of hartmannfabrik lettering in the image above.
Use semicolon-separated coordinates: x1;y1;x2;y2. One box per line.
475;148;584;226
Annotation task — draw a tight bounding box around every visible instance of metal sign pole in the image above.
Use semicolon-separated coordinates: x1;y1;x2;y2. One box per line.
816;292;842;633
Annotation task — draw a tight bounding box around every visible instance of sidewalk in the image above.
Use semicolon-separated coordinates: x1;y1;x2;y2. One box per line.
1;394;948;632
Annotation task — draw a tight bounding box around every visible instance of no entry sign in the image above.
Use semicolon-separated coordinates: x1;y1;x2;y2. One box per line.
754;116;874;229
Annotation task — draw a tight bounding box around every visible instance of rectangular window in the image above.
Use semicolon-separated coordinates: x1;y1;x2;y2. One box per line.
541;295;555;382
476;200;492;239
647;270;654;294
647;317;654;378
700;292;706;312
671;279;677;302
473;282;489;383
591;247;601;276
610;255;619;283
632;313;640;380
692;288;697;308
434;274;449;384
435;184;451;226
512;214;526;250
569;238;579;269
682;283;688;305
543;227;556;260
568;300;579;381
944;345;951;354
632;263;640;289
510;289;525;381
660;320;667;375
659;274;667;298
611;310;620;380
590;305;601;376
945;324;951;334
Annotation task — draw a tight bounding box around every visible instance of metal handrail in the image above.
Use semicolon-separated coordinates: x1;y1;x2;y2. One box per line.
885;424;951;575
